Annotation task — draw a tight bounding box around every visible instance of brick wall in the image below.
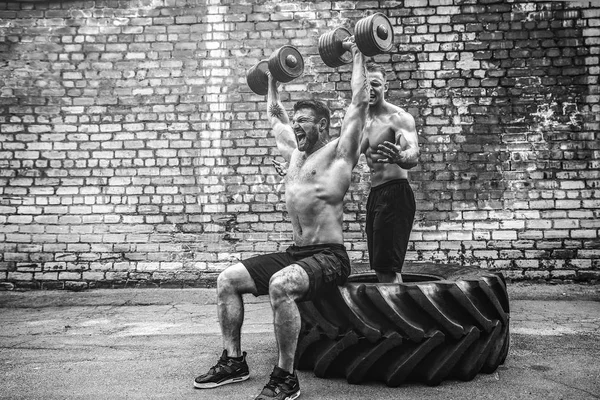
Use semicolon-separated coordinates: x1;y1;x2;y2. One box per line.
0;0;598;289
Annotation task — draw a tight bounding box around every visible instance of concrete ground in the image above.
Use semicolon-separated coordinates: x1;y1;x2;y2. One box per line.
0;283;599;400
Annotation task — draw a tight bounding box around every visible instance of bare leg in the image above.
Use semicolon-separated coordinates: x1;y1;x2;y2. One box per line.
268;264;310;374
216;263;257;357
375;270;403;283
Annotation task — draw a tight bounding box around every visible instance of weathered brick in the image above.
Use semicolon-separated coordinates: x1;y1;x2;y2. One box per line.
0;0;596;288
5;270;34;282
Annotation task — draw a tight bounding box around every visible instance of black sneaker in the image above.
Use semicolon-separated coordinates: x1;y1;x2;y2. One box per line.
255;366;301;400
194;350;250;389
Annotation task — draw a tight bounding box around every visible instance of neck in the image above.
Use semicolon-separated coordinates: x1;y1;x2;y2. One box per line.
369;99;387;116
305;136;328;155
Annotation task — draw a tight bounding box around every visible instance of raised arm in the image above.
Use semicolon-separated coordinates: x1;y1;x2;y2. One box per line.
335;40;370;165
266;72;296;161
376;111;419;169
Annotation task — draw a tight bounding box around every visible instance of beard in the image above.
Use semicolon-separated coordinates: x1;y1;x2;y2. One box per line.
295;126;317;152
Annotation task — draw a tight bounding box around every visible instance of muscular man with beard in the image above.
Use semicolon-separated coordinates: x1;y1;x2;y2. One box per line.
194;39;369;400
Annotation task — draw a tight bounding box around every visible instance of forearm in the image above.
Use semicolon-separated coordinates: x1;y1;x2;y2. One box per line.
336;43;369;162
350;47;369;106
397;147;419;169
265;74;295;160
267;76;289;127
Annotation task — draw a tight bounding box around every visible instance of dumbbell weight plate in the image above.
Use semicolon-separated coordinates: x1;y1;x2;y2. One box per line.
246;60;269;95
355;13;394;57
268;45;304;83
318;27;352;68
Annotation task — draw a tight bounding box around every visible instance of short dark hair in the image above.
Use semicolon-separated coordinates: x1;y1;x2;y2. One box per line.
366;62;387;81
293;99;331;132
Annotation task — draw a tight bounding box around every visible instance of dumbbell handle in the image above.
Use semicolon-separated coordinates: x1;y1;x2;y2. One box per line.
345;27;389;43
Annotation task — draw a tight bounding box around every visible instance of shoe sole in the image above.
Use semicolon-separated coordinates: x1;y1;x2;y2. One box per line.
286;390;301;400
194;374;249;389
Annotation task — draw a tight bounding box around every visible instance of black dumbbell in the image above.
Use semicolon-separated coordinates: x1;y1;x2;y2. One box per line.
246;45;304;95
319;13;394;68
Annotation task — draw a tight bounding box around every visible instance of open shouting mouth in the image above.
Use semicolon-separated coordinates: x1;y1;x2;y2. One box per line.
295;130;307;147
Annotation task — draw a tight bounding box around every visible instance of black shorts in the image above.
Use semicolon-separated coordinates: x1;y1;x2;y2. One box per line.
366;179;416;273
241;243;351;301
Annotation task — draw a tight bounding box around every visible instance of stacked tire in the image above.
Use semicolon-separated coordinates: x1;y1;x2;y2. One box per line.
295;262;510;386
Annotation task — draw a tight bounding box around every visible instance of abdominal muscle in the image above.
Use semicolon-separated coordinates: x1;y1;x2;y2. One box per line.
286;183;344;246
364;146;408;187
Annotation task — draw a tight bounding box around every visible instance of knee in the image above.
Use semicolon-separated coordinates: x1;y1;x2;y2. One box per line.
216;271;232;295
268;274;291;302
217;265;240;294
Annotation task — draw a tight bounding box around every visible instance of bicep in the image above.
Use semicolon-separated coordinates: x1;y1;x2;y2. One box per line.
336;102;366;162
273;122;296;161
395;113;418;150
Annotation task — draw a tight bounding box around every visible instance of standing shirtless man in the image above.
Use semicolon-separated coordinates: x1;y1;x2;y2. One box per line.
361;62;419;283
194;40;369;400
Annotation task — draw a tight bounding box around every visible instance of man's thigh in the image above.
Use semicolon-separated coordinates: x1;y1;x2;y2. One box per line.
241;252;295;296
219;262;259;294
269;264;310;301
370;184;415;272
294;247;350;301
370;205;403;271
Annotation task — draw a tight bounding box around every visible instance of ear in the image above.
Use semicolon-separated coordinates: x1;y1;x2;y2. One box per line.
318;117;328;133
384;81;389;93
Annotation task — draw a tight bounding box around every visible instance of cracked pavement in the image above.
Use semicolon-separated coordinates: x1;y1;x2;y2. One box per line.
0;283;599;399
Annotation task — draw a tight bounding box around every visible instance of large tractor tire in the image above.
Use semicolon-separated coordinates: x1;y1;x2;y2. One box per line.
295;262;510;386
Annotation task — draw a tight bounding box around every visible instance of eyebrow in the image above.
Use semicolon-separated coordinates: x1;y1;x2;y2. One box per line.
293;116;314;121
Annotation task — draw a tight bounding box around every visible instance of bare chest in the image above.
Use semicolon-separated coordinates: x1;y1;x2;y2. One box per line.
287;153;322;184
364;117;395;151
